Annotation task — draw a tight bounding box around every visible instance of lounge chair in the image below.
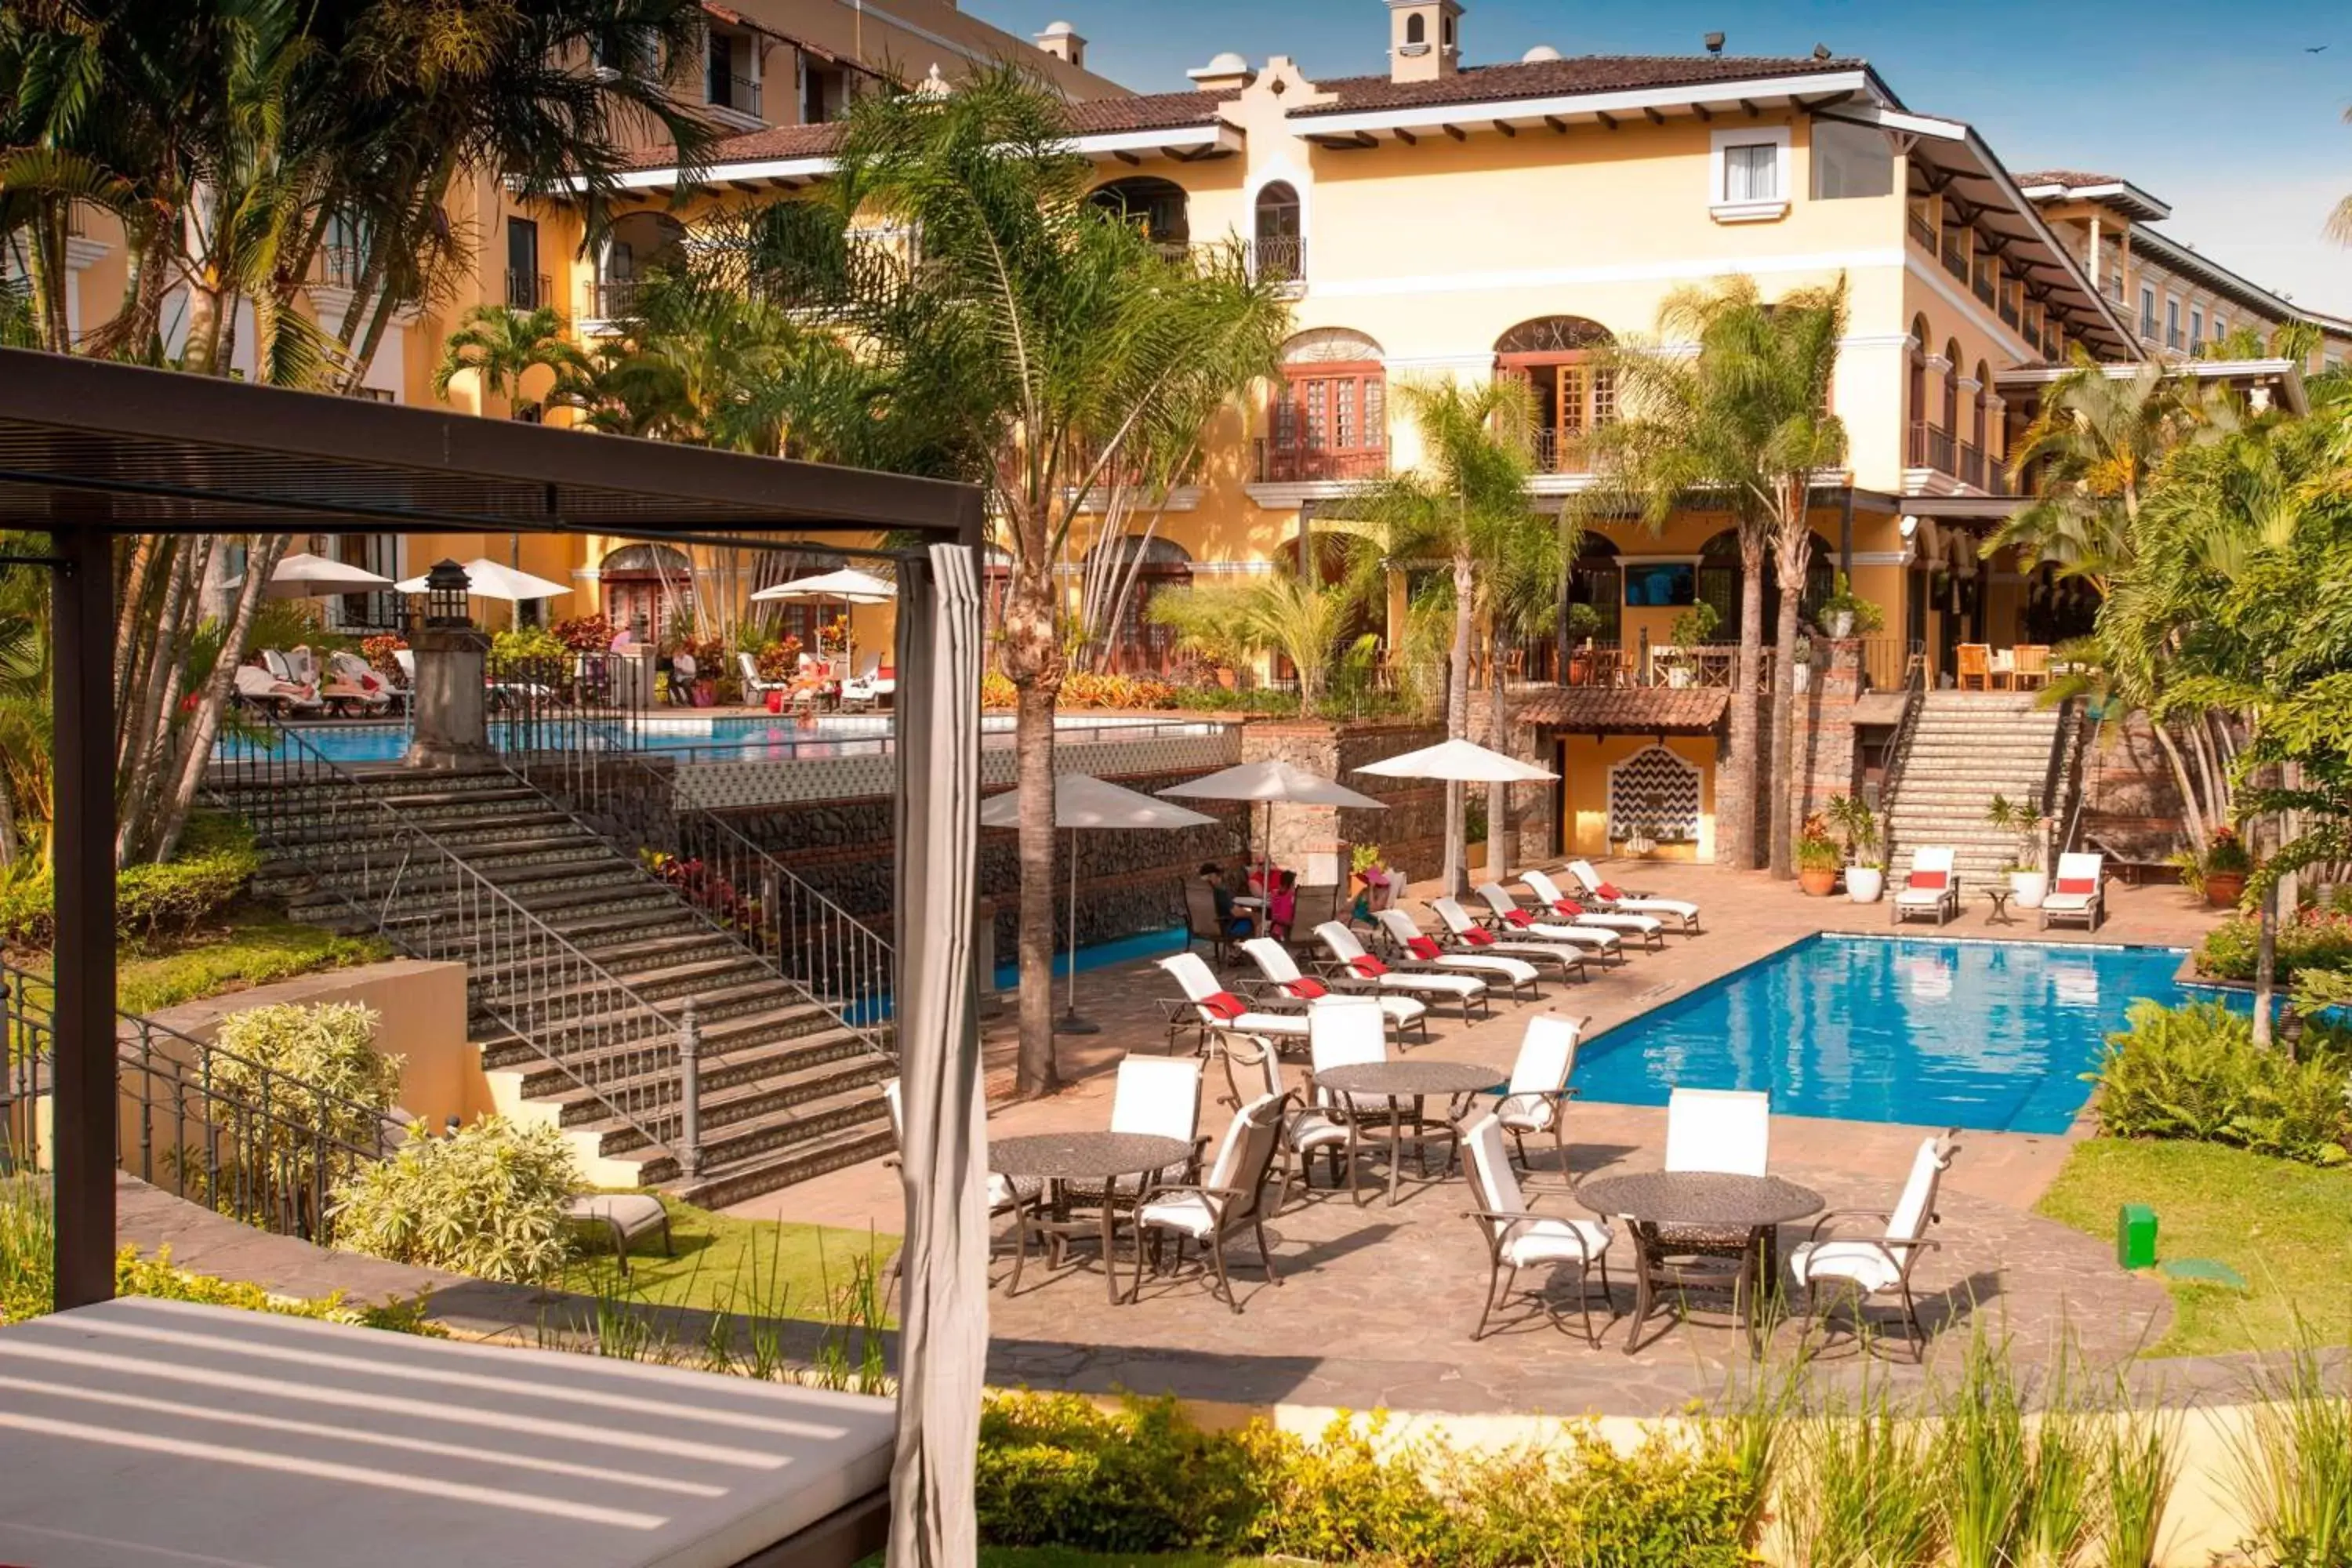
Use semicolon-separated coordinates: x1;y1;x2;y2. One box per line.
323;649;395;717
1157;950;1312;1054
2039;851;2106;932
1371;907;1541;1001
1520;870;1667;949
1429;897;1591;984
1311;920;1490;1023
1239;936;1429;1040
1494;1014;1583;1179
1791;1131;1957;1359
738;651;793;706
1284;883;1346;948
1461;1112;1616;1346
840;653;895;712
1134;1093;1288;1313
562;1192;672;1278
1563;859;1701;933
1471;883;1627;964
1891;847;1961;927
234;660;324;717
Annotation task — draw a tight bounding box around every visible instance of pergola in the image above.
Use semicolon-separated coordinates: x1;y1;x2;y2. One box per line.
0;347;993;1563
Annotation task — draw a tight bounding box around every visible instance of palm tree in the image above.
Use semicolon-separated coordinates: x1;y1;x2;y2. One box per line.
1145;572;1356;717
1347;377;1550;893
434;303;587;418
1588;275;1849;875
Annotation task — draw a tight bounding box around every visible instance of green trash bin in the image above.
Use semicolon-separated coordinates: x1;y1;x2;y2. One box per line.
2118;1203;2157;1270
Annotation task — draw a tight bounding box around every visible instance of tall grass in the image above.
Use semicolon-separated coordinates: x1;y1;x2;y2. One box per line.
1777;1377;1943;1568
2096;1399;2180;1568
2229;1336;2352;1568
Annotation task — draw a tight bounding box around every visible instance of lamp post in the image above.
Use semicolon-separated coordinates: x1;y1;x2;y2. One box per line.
405;560;495;769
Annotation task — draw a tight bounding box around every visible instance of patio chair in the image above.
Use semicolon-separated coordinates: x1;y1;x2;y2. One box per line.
1157;950;1312;1054
1472;883;1628;964
1956;642;1993;691
2012;644;2051;691
1494;1014;1584;1179
1066;1055;1209;1205
1563;860;1701;934
1461;1112;1616;1346
232;662;324;717
1302;994;1392;1200
1521;870;1667;949
1183;879;1246;966
2040;851;2106;932
1284;883;1346;947
563;1192;672;1279
738;651;792;705
1239;936;1430;1040
883;1076;1040;1294
1312;921;1491;1023
1657;1087;1773;1258
1790;1131;1958;1359
1890;847;1962;927
1372;907;1541;1001
1429;897;1592;984
1134;1093;1289;1313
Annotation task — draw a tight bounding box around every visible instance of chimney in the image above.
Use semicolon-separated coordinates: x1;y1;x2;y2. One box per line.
1387;0;1462;84
1187;50;1254;92
1033;20;1086;69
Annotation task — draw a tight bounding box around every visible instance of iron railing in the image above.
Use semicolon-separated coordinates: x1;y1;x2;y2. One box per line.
1941;230;1969;281
1907;205;1936;252
1253;438;1387;484
1558;637;1777;691
1874;649;1933;819
316;246;364;289
586;278;644;321
1960;441;1986;489
1254;235;1305;288
2;958;394;1240
1531;428;1595;474
481;655;898;1055
207;706;699;1168
506;270;552;311
709;71;762;117
1909;421;1957;475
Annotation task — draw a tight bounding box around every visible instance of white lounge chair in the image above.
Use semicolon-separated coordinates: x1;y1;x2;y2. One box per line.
2040;851;2106;932
234;660;323;716
1430;897;1592;983
323;649;395;717
840;652;893;712
1157;950;1312;1052
1563;859;1701;933
1239;937;1429;1040
1461;1112;1616;1346
1494;1014;1584;1178
1891;848;1962;927
1372;908;1541;1000
738;651;793;705
1790;1131;1957;1358
1521;869;1666;949
1471;884;1627;964
1134;1093;1288;1313
1312;920;1490;1023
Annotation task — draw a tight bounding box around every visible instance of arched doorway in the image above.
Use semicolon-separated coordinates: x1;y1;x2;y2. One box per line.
594;212;686;319
1084;534;1193;674
1265;328;1385;482
1494;316;1615;473
1088;176;1190;254
597;543;692;641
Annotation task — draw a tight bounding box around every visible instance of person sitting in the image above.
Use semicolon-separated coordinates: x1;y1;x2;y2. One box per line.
668;648;698;707
1267;869;1299;942
1199;862;1256;941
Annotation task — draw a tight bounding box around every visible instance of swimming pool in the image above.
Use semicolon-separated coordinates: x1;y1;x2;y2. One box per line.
1575;935;2200;1135
216;712;1221;767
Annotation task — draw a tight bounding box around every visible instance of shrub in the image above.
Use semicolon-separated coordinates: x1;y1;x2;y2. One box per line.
331;1115;582;1281
2198;908;2352;985
490;624;568;665
754;637;804;681
975;1393;1264;1553
2205;825;2254;875
210;1002;404;1149
550;614;615;653
975;671;1178;711
2089;999;2352;1165
2;817;257;951
360;633;408;678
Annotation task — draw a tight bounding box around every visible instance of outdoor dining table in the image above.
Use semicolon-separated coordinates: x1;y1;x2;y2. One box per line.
989;1131;1194;1305
1577;1171;1824;1356
1313;1059;1506;1208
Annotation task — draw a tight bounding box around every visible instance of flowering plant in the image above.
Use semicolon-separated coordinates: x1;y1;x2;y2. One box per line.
360;634;408;679
551;614;615;653
2203;826;2253;875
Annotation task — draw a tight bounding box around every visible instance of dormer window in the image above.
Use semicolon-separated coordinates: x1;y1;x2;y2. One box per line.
704;27;760;121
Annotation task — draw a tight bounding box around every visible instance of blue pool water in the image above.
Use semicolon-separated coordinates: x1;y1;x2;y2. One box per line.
1575;935;2201;1134
993;925;1187;992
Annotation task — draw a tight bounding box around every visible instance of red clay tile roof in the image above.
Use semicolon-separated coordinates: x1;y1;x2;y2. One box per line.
1292;53;1866;116
2013;170;2130;188
1513;687;1730;734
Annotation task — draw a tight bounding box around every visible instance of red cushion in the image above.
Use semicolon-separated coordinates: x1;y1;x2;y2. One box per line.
1504;909;1535;928
1555;899;1586;916
2055;877;2096;895
1461;927;1497;947
1200;991;1247;1021
1908;870;1947;891
1406;936;1442;960
1286;977;1330;1000
1596;882;1625;900
1349;955;1390;978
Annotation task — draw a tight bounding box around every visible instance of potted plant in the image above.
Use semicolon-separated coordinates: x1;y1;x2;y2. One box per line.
1815;572;1886;641
1986;793;2048;907
1563;604;1602;685
1663;601;1721;688
1796;813;1843;896
1826;793;1884;902
2200;826;2252;909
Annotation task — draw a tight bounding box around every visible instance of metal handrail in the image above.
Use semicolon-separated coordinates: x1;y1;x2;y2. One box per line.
2;957;393;1240
1875;648;1932;821
2040;697;2088;862
207;707;688;1160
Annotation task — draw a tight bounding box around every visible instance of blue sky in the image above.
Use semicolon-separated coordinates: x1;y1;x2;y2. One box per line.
969;0;2352;314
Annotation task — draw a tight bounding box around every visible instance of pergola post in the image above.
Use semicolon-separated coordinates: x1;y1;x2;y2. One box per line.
50;524;116;1308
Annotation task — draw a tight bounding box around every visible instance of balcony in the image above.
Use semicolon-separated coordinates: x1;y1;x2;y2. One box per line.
1908;422;1956;476
707;71;761;120
1254;440;1385;484
1973;270;1995;308
315;246;363;289
1940;232;1968;281
1959;442;1984;490
505;270;551;311
1907;207;1936;252
1254;235;1305;290
1984;461;2012;498
1531;428;1595;474
1998;296;2020;329
586;278;644;321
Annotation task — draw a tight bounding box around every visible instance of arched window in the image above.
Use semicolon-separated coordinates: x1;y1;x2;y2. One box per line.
1907;314;1931;459
1087;176;1189;250
1254;181;1302;285
1971;358;1991;479
1495;316;1615;473
1940;339;1962;434
598;543;693;641
1404;13;1425;44
1085;535;1192;674
597;212;685;319
1265;328;1385;482
1442;12;1455;45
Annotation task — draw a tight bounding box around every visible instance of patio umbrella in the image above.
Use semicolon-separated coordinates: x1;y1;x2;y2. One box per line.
980;774;1215;1033
391;557;572;601
1161;757;1386;893
1356;737;1558;783
752;568;897;670
264;551;394;600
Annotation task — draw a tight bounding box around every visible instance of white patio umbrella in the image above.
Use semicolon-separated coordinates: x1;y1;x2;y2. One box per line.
981;774;1215;1033
1356;737;1558;783
1161;757;1386;892
264;551;394;600
391;557;572;601
752;568;897;669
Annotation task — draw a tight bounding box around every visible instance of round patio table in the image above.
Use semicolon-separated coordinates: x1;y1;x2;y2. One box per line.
1577;1171;1824;1356
1314;1060;1506;1208
989;1131;1193;1305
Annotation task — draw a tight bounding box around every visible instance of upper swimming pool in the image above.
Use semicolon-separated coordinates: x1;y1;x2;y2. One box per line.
1574;935;2201;1135
215;712;1221;767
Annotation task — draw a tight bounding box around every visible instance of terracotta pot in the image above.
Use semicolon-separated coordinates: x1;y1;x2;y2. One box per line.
2204;870;2246;909
1798;866;1840;897
1568;652;1593;686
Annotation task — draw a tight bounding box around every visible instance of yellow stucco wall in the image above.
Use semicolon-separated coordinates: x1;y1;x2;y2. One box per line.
1555;732;1717;863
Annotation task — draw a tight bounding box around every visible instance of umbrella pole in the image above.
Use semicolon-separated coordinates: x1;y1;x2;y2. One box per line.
1058;827;1098;1035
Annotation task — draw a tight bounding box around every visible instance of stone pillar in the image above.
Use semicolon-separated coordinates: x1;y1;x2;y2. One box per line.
405;626;495;770
610;644;655;712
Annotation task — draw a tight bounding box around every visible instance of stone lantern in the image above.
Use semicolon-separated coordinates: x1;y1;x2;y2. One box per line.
405;560;494;770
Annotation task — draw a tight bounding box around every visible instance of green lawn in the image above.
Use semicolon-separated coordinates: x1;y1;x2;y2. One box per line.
2035;1138;2352;1357
555;1196;900;1322
10;906;390;1015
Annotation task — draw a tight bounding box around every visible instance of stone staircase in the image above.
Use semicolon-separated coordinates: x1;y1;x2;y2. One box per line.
1882;691;2074;886
226;768;895;1209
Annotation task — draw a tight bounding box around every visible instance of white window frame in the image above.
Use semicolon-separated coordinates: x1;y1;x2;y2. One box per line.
2165;295;2181;350
2139;285;2157;338
1709;125;1791;223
